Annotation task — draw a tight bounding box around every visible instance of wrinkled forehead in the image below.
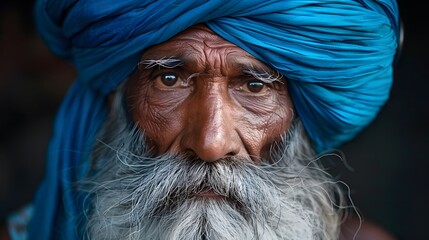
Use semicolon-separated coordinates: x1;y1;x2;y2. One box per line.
139;24;277;76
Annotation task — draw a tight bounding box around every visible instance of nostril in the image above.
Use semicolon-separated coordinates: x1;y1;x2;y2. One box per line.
226;152;236;157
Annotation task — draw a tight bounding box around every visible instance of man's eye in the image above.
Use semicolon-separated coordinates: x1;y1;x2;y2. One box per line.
247;81;265;93
237;80;270;94
159;73;179;86
154;73;190;88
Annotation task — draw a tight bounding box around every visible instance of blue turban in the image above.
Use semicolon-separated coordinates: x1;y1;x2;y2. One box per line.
29;0;400;239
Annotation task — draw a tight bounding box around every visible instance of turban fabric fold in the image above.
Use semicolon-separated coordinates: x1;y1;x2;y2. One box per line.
30;0;400;238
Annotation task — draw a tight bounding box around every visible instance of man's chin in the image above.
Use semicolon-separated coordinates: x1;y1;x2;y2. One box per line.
87;191;318;240
134;197;275;240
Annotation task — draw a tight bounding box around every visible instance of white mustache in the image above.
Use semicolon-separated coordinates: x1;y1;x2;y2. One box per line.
93;150;283;219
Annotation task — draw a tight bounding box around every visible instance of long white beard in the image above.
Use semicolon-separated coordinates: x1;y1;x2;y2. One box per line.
83;92;343;240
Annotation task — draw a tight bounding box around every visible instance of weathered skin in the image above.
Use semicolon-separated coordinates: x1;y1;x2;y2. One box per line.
126;24;294;164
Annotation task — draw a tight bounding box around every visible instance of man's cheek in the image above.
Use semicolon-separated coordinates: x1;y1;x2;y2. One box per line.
134;98;187;155
133;84;185;121
249;109;294;161
146;86;190;109
136;118;176;155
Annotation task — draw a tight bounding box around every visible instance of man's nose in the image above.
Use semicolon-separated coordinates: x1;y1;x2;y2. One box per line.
180;84;241;162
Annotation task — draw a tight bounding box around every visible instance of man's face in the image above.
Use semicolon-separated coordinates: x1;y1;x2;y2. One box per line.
126;24;294;163
86;24;340;240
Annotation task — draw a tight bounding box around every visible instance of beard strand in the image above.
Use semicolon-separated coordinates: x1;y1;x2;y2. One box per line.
82;91;343;240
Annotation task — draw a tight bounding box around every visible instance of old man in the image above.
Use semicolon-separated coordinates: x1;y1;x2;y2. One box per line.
5;0;400;239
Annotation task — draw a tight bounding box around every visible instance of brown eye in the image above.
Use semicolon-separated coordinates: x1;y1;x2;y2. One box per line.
247;81;265;93
153;73;191;90
160;73;178;86
236;80;270;94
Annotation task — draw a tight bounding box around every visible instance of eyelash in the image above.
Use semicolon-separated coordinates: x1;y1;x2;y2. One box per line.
151;69;186;81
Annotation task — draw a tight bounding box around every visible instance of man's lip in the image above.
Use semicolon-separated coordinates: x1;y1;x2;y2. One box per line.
193;189;226;199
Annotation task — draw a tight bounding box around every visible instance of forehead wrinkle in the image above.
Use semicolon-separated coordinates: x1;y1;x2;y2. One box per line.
141;30;269;78
199;42;259;77
183;41;207;72
202;42;223;75
223;49;251;77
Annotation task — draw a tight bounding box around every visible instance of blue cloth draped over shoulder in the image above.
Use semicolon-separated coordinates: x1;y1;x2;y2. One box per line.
29;0;400;239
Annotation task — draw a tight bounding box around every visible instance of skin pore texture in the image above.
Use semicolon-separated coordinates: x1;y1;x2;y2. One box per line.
126;24;293;164
81;24;393;240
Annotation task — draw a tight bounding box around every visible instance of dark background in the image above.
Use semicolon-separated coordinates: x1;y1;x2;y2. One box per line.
0;1;427;239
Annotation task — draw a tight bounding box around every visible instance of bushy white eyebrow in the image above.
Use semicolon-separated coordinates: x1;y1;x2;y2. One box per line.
243;68;284;84
138;57;184;69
